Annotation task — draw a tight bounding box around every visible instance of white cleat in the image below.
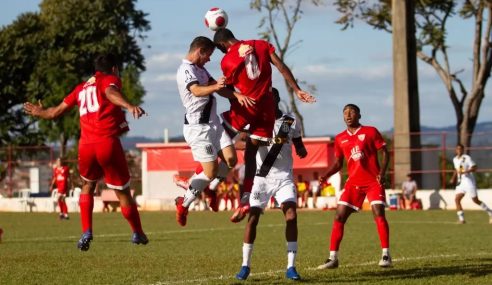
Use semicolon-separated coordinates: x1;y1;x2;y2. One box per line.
317;258;339;269
378;255;393;268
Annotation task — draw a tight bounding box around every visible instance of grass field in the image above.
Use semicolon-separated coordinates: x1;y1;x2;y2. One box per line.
0;209;491;284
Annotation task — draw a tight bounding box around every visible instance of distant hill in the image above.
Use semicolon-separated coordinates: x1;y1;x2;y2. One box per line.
122;122;492;150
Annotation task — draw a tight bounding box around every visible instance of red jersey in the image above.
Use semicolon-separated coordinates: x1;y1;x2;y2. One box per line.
53;165;69;192
63;72;129;143
221;40;275;100
334;126;386;185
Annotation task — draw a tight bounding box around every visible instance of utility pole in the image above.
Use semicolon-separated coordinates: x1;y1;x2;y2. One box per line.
392;0;422;186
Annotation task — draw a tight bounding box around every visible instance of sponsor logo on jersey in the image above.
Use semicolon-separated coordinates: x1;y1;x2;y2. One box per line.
349;145;364;161
205;144;214;155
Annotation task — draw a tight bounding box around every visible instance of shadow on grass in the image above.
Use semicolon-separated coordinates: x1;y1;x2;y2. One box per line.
323;257;492;283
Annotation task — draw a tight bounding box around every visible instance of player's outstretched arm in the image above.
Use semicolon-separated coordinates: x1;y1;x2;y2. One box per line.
320;156;343;184
292;137;307;158
105;86;146;119
190;76;226;97
23;100;70;120
270;53;316;103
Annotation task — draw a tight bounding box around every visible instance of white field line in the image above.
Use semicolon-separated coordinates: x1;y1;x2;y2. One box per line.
150;252;492;285
9;220;474;242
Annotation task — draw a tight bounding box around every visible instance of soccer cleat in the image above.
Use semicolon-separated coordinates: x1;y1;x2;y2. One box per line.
173;174;190;190
175;197;189;227
457;220;466;224
489;217;492;224
235;266;250;280
63;214;70;220
317;258;339;269
230;204;250;223
0;227;3;243
286;267;301;280
131;232;149;245
77;231;93;251
378;255;393;267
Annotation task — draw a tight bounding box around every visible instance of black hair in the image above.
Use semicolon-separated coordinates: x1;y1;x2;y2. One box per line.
94;54;119;74
213;28;235;45
272;87;280;103
189;36;215;53
343;103;361;114
456;143;465;148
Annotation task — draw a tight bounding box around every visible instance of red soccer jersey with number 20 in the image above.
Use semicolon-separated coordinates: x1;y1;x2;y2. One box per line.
63;71;129;143
334;125;386;185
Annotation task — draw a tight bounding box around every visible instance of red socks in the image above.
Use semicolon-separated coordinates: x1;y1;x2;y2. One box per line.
79;194;94;233
121;204;144;234
374;216;390;248
330;220;345;251
58;200;68;214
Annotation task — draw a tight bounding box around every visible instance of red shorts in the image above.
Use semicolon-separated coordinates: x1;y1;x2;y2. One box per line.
56;182;68;195
78;137;130;190
338;180;386;211
221;93;275;141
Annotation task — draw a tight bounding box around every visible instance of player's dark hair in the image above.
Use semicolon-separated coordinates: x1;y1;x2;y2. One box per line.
213;28;235;44
456;143;465;148
94;54;119;74
343;103;360;114
272;87;280;104
189;36;215;53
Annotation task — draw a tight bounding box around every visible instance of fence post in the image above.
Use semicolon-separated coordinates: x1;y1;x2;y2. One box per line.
440;132;447;190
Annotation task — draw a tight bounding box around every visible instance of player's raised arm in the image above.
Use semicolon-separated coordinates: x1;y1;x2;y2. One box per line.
105;86;146;119
23;100;70;120
270;53;316;103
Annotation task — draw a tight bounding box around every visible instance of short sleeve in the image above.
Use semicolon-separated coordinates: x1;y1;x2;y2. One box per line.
100;74;122;91
63;86;80;108
372;128;386;150
466;155;476;167
291;119;302;139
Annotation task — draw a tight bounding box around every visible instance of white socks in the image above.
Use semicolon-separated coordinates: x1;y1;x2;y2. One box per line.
183;172;211;208
382;248;390;256
287;242;298;268
329;250;338;260
479;202;492;216
242;243;254;267
457;210;465;222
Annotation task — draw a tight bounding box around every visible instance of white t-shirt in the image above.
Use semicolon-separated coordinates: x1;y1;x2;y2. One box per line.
255;114;301;179
453;154;476;185
402;180;417;195
176;59;219;124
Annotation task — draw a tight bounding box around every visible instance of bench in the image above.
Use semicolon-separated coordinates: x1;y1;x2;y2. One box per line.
99;189;135;212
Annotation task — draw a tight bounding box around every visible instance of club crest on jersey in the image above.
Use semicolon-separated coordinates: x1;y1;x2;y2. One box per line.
358;134;365;141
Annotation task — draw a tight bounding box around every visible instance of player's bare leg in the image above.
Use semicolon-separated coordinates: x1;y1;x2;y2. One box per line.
283;202;300;280
318;205;355;269
455;193;466;224
115;187;148;245
372;204;391;267
470;196;492;223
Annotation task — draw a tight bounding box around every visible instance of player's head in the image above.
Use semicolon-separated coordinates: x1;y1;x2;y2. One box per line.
342;103;361;128
213;28;236;53
94;53;120;76
406;173;412;180
189;36;215;67
272;87;280;104
55;157;63;167
455;143;465;156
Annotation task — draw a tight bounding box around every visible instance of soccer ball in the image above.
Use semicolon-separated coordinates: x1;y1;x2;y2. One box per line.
204;7;228;31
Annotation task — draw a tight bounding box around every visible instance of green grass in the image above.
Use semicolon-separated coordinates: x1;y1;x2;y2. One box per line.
0;210;491;284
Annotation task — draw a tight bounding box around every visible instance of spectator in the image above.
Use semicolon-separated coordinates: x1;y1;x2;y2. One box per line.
401;174;418;210
309;172;321;208
296;174;309;208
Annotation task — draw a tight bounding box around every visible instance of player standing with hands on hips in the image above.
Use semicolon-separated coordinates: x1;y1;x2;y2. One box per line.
24;54;149;251
317;104;392;269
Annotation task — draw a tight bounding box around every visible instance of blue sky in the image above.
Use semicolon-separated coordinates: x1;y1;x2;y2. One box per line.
2;0;491;139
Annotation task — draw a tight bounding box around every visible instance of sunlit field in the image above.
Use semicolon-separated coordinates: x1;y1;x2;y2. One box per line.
0;210;491;284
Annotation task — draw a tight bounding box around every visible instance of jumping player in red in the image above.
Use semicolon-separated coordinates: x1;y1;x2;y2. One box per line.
50;157;71;220
213;29;316;222
317;104;392;269
24;54;148;251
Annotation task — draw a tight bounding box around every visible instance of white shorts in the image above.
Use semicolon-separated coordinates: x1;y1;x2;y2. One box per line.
249;176;297;210
183;122;232;162
455;179;477;198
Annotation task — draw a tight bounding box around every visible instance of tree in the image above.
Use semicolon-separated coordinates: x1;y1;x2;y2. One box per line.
334;0;492;148
250;0;322;135
0;0;150;156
